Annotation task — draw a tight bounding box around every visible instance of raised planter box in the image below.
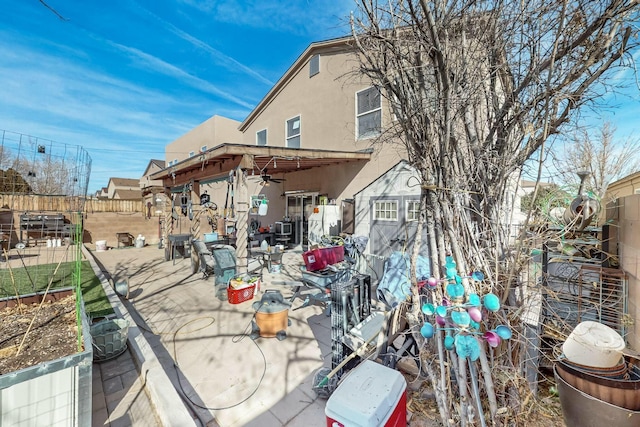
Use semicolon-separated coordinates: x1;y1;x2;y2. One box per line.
0;288;93;427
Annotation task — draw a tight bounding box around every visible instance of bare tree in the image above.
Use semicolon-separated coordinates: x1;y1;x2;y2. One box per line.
350;1;639;424
549;121;640;201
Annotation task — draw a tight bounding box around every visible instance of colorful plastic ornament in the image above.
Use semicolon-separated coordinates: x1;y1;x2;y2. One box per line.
495;325;512;340
451;310;470;327
421;303;435;315
444;334;455;350
435;305;448;317
420;322;435;339
471;271;485;281
483;293;500;312
484;330;501;348
445;256;457;279
427;277;438;288
470;320;480;330
467;306;482;322
467;293;481;307
435;315;446;326
454;335;480;361
446;283;465;299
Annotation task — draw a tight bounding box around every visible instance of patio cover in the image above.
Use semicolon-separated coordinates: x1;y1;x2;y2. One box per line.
149;143;372;188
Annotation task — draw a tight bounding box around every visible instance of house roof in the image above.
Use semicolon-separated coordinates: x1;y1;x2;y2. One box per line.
149;143;371;188
109;177;140;187
608;170;640;190
239;36;353;132
113;189;142;200
142;159;166;177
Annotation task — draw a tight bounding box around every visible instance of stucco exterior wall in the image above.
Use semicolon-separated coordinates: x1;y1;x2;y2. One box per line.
165;115;242;165
613;194;640;351
239;47;403;205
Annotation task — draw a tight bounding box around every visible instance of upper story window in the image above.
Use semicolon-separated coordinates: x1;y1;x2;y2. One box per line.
189;151;195;157
200;145;207;152
309;54;320;77
356;87;382;139
256;129;267;146
286;116;301;148
374;200;398;221
407;200;420;221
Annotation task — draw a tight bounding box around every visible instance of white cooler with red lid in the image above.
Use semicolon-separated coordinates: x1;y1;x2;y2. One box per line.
325;360;407;427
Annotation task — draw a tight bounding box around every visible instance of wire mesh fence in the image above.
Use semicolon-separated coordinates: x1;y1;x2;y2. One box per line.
0;130;92;330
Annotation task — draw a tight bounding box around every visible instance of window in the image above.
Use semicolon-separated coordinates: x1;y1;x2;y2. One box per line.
374;200;398;221
286;116;301;148
635;188;640;195
407;200;420;221
188;151;195;157
309;54;320;77
256;129;267;146
200;145;207;152
356;87;382;139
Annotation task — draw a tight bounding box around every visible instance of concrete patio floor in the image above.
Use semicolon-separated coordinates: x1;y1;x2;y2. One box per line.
88;243;339;427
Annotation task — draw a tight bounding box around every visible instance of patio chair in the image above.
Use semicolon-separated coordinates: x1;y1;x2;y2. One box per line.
191;240;236;284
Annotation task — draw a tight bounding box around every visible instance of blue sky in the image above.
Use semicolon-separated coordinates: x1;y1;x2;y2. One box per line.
0;0;354;193
1;1;638;195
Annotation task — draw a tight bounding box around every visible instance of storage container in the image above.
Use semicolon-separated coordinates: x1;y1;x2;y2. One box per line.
301;267;341;288
554;365;640;427
563;321;625;368
91;318;130;361
325;360;407;427
204;232;218;242
96;240;107;251
227;278;258;304
303;245;345;271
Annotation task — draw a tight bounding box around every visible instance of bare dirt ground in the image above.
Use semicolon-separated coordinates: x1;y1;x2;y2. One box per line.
0;294;79;375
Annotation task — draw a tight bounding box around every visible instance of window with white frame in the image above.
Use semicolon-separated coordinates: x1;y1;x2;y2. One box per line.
356;87;382;139
200;145;207;152
286;116;301;148
309;54;320;77
407;200;420;221
256;129;267;146
374;200;398;221
189;151;195;157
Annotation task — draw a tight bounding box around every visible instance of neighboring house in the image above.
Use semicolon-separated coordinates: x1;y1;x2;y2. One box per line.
140;159;168;218
605;170;640;200
95;187;108;199
140;159;166;195
165;115;242;167
106;178;142;200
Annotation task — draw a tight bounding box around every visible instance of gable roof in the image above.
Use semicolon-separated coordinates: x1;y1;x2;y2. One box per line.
113;189;142;200
109;177;140;187
142;159;166;176
239;35;354;132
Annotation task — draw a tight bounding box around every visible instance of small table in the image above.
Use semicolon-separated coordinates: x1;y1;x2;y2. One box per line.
116;232;133;248
167;233;192;264
250;248;284;272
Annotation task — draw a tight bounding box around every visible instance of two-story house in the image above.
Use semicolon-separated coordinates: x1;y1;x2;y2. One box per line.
150;35;420;261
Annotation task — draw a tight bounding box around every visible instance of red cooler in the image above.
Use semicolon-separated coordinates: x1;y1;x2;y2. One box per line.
325;360;407;427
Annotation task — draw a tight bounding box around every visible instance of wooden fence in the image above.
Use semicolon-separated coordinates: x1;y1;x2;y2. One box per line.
0;194;144;213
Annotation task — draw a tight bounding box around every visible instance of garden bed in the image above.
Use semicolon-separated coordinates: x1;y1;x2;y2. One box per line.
0;290;79;375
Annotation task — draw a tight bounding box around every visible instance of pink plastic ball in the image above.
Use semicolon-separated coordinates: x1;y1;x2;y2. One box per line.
467;306;482;322
427;277;438;288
